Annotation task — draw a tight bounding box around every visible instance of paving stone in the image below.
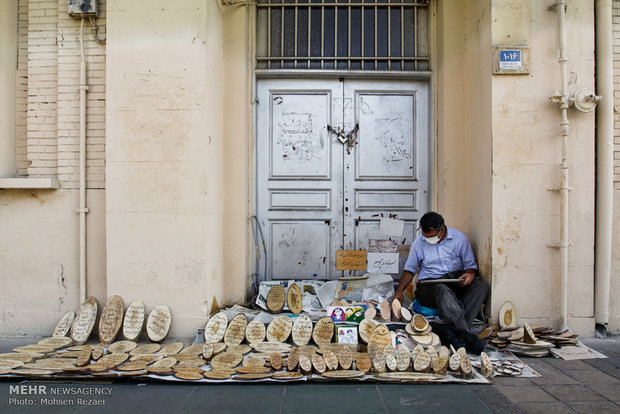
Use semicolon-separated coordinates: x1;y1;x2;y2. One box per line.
517;401;577;414
585;382;620;402
568;401;620;414
181;384;285;414
378;384;492;414
564;367;620;384
540;384;608;402
468;385;524;414
495;384;556;403
584;358;620;379
544;359;591;371
530;368;580;385
492;376;534;386
283;383;386;414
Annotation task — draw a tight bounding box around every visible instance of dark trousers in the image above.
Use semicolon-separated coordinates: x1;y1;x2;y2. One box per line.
415;279;488;330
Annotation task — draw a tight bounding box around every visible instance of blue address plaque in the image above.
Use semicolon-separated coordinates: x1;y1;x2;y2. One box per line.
499;49;522;70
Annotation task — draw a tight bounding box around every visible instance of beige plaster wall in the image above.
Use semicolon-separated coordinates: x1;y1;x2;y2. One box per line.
222;5;252;306
490;0;596;334
613;182;620;333
434;1;493;281
463;1;493;284
0;190;106;337
105;0;225;339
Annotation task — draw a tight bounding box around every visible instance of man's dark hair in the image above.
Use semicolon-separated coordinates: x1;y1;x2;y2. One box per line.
420;211;445;233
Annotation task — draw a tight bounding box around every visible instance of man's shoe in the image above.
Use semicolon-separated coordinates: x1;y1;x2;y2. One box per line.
430;323;466;350
454;328;486;355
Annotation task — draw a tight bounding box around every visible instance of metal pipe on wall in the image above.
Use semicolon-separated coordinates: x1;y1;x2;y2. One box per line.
594;0;613;334
78;18;89;304
556;0;570;331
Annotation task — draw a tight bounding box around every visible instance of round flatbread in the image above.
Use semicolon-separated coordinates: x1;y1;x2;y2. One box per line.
146;305;172;342
224;314;248;346
287;283;303;314
266;285;286;312
205;312;228;343
99;295;124;344
245;320;266;344
52;311;75;338
312;317;334;347
266;315;293;343
291;315;313;346
71;297;98;344
123;300;145;341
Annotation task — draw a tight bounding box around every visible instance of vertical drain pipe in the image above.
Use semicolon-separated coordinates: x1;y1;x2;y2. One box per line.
553;0;570;331
594;0;613;335
78;18;89;304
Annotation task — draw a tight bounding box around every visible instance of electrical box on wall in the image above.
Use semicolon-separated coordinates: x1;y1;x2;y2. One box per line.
68;0;98;17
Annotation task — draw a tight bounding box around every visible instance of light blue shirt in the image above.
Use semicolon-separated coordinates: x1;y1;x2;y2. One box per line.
404;227;478;280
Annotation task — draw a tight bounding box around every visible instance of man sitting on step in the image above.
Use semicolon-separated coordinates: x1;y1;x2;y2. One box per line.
393;211;488;354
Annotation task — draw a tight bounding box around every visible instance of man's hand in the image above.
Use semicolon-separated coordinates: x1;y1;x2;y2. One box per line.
458;270;476;286
393;290;404;303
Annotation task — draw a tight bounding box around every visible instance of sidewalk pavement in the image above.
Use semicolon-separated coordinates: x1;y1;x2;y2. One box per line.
0;336;618;413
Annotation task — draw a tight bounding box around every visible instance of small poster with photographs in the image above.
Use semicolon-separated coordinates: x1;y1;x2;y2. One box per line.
336;324;359;345
328;305;367;323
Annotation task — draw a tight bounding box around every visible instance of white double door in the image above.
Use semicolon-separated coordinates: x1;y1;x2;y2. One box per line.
256;78;429;280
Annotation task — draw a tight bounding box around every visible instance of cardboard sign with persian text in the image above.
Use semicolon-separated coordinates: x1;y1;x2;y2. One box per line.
336;250;367;271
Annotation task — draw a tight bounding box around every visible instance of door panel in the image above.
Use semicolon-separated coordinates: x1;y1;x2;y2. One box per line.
256;79;428;280
257;80;344;280
343;80;428;255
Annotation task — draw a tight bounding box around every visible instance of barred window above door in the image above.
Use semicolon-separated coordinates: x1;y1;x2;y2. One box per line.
256;0;430;71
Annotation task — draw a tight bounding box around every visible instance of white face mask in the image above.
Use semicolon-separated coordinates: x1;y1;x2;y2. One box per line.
425;235;440;245
424;228;443;245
